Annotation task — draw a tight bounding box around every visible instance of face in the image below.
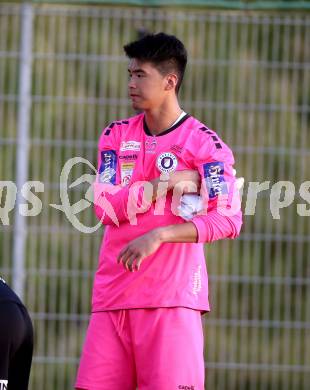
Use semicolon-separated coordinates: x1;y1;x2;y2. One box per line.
127;59;174;111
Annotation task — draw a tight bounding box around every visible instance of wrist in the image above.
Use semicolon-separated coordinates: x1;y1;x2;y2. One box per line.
151;226;167;243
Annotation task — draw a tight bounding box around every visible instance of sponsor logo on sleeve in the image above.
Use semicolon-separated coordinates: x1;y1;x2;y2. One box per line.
203;161;228;198
98;150;117;184
156;152;178;173
120;140;141;152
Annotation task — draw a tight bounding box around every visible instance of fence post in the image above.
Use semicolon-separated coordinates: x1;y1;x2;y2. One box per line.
12;2;34;299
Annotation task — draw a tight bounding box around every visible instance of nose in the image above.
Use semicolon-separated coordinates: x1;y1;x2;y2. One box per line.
128;77;136;89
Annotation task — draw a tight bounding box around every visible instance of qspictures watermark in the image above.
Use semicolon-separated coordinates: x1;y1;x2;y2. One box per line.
0;380;8;390
0;157;309;233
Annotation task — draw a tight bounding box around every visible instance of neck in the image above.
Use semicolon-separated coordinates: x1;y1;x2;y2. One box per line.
144;98;183;136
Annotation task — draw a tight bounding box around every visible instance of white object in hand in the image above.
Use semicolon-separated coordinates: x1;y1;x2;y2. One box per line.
178;171;244;221
177;194;204;221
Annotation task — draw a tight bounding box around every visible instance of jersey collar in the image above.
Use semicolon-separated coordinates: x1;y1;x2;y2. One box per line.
143;113;190;137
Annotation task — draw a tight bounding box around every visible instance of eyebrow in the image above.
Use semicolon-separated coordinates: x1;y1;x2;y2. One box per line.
127;68;147;74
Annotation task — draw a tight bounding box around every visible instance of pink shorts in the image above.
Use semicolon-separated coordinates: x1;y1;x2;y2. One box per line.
75;307;204;390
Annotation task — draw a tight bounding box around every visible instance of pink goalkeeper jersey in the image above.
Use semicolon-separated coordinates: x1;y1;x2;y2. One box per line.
92;112;242;312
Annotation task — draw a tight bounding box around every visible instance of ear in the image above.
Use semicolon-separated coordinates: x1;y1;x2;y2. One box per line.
165;74;178;91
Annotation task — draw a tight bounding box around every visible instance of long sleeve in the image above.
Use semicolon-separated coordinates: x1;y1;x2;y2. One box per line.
189;129;243;243
93;124;137;226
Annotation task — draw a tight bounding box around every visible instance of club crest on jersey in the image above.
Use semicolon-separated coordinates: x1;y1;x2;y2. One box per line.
98;150;117;184
203;161;228;198
156;152;178;173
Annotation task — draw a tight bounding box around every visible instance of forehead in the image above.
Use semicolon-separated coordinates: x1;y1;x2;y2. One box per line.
128;58;159;73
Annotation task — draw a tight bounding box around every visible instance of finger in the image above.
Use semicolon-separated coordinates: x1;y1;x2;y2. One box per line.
125;253;137;272
135;255;143;271
118;249;132;267
127;254;139;272
121;250;132;269
117;246;129;263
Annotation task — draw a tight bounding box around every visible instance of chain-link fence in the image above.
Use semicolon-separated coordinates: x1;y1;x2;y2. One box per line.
0;2;309;389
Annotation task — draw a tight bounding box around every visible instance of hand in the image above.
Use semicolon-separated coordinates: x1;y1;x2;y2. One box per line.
178;194;203;220
169;170;201;193
117;229;162;272
150;170;200;202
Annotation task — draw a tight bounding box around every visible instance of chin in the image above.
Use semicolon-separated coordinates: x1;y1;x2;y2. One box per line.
131;102;143;111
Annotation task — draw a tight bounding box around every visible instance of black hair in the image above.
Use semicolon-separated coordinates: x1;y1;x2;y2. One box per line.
124;32;187;94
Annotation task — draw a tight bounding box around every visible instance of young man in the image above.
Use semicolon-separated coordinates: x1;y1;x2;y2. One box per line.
75;33;242;390
0;277;33;390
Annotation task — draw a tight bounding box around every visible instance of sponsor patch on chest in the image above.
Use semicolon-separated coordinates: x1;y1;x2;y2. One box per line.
170;144;183;154
145;139;157;153
120;162;135;186
120;140;141;152
203;161;228;198
119;154;138;161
